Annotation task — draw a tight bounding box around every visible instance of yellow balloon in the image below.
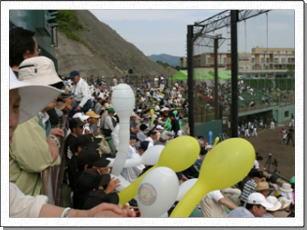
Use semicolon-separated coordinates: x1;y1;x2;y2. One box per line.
119;135;200;204
171;138;255;217
200;138;255;190
157;136;200;171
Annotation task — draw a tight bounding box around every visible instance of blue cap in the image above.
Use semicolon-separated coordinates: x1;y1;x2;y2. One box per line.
69;70;80;79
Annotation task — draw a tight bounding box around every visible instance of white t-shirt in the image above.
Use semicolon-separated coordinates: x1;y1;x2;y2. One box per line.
103;115;115;131
200;190;226;217
120;145;145;182
145;136;154;148
73;78;91;108
10;183;48;217
254;160;260;169
207;190;224;202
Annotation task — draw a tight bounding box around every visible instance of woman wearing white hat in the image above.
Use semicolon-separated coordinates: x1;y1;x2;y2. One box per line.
279;182;294;204
263;195;282;217
10;56;65;197
9;69;135;218
264;195;294;217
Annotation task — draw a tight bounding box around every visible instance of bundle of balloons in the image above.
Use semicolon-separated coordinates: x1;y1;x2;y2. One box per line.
110;84;256;217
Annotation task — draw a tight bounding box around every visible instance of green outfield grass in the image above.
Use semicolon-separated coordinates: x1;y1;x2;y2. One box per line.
171;69;294;91
171;68;231;81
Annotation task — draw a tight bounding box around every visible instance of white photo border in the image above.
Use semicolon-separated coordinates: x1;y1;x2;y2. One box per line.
1;0;304;227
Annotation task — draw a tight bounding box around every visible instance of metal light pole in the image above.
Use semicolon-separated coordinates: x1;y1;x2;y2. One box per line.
214;37;219;119
187;25;195;136
230;10;239;137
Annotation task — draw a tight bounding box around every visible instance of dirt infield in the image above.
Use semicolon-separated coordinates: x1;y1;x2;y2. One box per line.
244;126;295;180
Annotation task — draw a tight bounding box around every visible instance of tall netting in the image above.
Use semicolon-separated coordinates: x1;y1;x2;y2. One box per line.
190;10;294;137
192;11;232;137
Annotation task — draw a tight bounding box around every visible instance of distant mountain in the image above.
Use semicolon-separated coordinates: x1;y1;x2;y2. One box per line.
148;54;181;67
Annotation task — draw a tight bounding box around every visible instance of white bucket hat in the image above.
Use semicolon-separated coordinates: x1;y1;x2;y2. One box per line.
161;107;170;112
279;196;292;209
72;112;90;122
10;69;61;123
155;124;164;131
266;196;282;212
247;192;274;210
279;182;293;193
18;56;62;85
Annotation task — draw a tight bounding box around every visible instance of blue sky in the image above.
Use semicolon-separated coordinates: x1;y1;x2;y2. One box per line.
90;10;295;57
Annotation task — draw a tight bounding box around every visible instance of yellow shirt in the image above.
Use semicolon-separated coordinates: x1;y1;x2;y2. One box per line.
9;116;60;196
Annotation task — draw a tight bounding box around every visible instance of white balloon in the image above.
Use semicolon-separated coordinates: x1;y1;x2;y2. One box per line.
160;212;168;218
137;167;179;217
141;145;164;166
176;178;198;201
111;83;135;117
111;84;135;176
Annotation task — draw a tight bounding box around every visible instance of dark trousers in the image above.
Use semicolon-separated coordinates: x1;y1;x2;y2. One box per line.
69;99;93;117
81;99;93;113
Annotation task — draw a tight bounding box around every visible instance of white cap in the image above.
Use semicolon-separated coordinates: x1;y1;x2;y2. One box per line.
247;192;274;210
10;68;61;124
160;131;174;141
73;112;90;122
161;107;170;112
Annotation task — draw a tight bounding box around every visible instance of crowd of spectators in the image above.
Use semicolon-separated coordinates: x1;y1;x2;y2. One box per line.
8;26;295;218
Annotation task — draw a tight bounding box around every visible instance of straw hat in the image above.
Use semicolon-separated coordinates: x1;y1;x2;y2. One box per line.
266;196;282;212
10;69;61;123
279;182;293;193
256;181;270;191
86;111;100;119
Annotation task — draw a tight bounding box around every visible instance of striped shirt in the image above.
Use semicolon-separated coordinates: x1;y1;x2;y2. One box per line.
240;179;257;204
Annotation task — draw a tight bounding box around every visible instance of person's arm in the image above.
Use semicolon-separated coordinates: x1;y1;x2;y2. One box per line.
47;128;64;162
209;190;237;210
39;203;136;217
218;197;237;210
38;204;64;217
47;138;60;162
